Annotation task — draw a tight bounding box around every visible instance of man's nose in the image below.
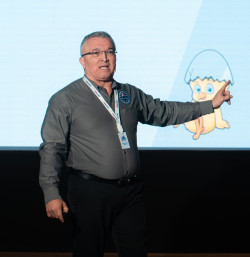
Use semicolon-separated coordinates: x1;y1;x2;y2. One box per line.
101;51;108;61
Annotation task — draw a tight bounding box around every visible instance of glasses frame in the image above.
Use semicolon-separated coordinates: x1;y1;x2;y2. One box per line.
81;50;117;58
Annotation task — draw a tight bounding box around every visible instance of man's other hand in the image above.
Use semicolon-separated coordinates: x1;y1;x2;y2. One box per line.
45;199;69;223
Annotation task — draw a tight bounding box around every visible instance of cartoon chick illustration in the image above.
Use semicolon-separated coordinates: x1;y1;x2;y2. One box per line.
174;49;234;140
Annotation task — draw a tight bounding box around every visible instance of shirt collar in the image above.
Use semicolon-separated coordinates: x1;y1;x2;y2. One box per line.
85;75;117;91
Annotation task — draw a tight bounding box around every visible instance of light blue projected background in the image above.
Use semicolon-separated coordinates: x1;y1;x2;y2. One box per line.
0;0;249;149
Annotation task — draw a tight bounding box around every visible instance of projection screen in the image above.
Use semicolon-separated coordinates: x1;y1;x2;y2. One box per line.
1;0;249;149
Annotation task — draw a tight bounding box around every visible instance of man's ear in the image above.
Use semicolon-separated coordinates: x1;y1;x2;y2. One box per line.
79;57;86;69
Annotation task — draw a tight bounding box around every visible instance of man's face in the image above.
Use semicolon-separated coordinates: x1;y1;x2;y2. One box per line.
79;37;116;84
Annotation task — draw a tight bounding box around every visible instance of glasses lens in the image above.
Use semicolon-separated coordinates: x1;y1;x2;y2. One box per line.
92;51;101;57
107;50;116;56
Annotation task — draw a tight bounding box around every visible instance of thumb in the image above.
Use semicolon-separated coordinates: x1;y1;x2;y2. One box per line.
62;201;69;213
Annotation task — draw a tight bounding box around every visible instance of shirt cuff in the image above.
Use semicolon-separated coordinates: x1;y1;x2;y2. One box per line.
43;186;62;204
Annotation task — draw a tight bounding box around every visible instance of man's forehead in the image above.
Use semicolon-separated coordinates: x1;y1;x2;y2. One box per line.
85;37;114;49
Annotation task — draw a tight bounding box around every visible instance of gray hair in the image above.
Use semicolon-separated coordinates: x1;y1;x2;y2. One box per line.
80;31;116;56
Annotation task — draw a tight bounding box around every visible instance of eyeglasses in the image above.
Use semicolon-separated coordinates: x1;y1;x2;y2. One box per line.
81;50;117;57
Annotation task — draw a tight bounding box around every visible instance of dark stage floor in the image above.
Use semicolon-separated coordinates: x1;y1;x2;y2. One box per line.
0;253;250;257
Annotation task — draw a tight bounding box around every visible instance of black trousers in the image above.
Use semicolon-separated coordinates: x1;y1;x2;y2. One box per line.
67;173;148;257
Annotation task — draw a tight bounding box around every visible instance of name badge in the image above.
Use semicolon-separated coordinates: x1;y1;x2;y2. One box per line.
118;132;130;149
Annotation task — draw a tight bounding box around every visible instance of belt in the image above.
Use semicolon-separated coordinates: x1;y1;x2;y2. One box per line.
69;168;139;185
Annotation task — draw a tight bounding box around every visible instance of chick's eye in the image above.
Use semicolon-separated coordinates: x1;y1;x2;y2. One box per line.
206;83;214;94
194;84;201;93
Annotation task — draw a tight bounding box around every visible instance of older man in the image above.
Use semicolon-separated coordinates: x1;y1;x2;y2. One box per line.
39;31;232;257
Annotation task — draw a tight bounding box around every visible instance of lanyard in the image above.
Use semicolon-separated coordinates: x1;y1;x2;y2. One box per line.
83;76;124;133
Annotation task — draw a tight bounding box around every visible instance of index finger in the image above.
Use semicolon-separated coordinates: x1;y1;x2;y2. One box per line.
54;209;64;223
58;212;65;223
222;80;231;90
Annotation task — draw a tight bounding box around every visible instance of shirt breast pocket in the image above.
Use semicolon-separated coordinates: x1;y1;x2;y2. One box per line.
120;107;138;133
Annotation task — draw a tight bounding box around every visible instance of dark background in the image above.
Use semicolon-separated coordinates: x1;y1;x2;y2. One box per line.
0;149;249;253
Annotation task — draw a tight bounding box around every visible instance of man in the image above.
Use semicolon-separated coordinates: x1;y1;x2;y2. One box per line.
39;31;232;257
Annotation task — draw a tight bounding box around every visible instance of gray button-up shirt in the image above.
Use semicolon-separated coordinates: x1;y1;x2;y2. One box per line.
39;77;214;203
